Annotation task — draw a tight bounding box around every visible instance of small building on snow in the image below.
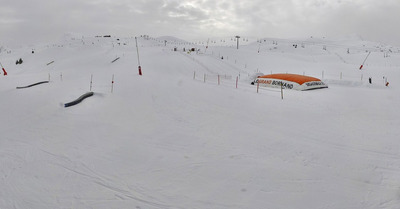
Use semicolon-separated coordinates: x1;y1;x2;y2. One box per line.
254;73;328;91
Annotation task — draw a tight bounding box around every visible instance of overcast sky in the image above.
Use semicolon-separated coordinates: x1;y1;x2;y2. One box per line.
1;0;400;46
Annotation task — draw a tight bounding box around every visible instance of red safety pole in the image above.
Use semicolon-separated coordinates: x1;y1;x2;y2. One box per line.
360;51;371;70
0;62;7;76
135;37;142;76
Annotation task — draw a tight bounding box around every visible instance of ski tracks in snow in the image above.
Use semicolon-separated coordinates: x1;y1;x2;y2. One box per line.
178;51;243;77
40;149;179;209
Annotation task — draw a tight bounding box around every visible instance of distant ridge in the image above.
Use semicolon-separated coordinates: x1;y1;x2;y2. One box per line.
156;36;189;43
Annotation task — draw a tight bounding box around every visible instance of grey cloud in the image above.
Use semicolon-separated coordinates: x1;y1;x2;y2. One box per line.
1;0;399;46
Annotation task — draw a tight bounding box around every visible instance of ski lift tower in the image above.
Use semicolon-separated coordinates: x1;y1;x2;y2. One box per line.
235;35;240;49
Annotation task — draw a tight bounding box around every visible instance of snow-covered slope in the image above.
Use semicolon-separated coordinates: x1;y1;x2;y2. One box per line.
1;35;400;209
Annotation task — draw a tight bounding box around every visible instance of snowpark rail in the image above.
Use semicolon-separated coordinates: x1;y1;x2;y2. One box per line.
16;81;49;89
64;92;94;108
111;57;120;63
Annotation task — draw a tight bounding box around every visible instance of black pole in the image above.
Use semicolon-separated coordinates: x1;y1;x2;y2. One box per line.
235;36;240;49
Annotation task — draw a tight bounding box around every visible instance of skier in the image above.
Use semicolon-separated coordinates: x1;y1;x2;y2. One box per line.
369;77;372;84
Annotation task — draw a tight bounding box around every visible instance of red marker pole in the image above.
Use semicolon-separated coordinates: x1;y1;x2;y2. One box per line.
135;37;142;76
0;62;7;76
360;51;371;70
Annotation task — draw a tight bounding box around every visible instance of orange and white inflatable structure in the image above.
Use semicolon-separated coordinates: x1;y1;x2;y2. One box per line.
255;73;328;91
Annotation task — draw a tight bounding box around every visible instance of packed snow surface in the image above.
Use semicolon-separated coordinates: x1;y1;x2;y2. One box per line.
1;35;400;209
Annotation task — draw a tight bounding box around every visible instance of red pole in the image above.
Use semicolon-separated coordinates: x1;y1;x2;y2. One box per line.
138;66;142;75
360;52;371;70
135;37;142;76
1;62;7;76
